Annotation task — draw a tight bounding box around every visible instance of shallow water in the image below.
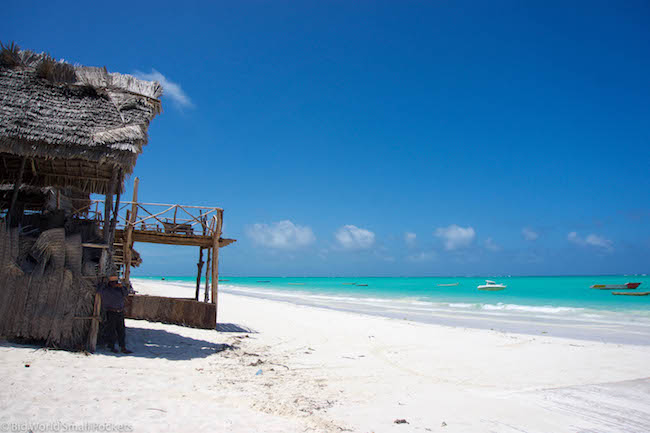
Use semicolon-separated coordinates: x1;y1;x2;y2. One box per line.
137;275;650;312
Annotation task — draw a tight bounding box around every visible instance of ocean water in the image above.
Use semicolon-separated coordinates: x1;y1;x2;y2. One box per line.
136;275;650;312
133;275;650;343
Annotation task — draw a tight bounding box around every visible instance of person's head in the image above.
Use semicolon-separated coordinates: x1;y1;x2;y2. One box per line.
108;275;119;286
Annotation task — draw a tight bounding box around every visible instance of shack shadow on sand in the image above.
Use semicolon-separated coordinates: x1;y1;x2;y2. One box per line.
1;324;251;361
217;322;256;333
101;326;234;360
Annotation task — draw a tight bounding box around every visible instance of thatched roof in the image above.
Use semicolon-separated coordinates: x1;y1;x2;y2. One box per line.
0;43;163;194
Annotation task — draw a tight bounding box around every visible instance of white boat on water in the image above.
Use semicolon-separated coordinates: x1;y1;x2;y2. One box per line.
477;280;506;291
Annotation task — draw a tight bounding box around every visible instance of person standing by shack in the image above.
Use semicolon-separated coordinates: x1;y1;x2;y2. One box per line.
98;275;133;354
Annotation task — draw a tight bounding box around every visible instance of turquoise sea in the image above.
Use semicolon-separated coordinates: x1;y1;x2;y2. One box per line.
133;275;650;343
136;275;650;312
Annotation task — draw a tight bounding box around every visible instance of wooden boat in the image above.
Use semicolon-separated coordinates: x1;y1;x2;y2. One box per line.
478;280;506;291
437;283;459;287
591;282;641;290
612;291;650;296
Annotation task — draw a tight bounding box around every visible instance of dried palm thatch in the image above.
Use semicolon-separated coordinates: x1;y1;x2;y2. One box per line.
0;43;163;195
0;225;96;349
125;295;217;329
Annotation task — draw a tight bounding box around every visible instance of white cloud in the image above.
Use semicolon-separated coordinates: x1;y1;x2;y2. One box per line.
335;225;375;249
522;227;539;241
484;237;501;252
134;69;193;108
568;231;613;251
404;232;417;247
247;220;315;249
585;234;613;250
435;225;475;250
406;251;437;262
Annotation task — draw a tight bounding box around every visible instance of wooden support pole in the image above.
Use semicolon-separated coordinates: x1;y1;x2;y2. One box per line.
102;168;116;246
195;210;204;301
108;169;122;244
123;177;139;286
195;247;204;301
87;292;102;353
211;210;224;318
7;156;27;228
203;247;211;303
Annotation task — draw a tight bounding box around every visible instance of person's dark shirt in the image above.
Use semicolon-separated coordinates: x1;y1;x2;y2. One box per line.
98;282;128;311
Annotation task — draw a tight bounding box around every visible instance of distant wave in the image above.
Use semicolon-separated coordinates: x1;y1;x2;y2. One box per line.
480;303;582;314
133;278;650;323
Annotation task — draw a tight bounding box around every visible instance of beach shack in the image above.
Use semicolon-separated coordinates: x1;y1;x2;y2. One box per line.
0;44;165;351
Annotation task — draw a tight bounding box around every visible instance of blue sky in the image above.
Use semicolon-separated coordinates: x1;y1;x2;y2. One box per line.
6;1;650;276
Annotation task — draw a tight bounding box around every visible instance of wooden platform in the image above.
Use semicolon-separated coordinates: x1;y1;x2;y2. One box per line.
125;294;216;329
115;228;236;248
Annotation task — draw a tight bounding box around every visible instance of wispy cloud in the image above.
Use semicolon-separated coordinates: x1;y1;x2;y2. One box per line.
247;220;315;249
522;227;539;241
335;225;375;250
406;251;437;262
585;234;613;250
568;231;613;251
134;69;193;108
404;232;417;247
435;224;475;250
484;237;501;252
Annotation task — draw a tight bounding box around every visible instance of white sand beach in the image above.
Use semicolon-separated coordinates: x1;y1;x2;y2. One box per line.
1;279;649;433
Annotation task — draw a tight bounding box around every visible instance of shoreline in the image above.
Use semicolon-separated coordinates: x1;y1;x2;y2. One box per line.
135;279;650;345
1;279;649;432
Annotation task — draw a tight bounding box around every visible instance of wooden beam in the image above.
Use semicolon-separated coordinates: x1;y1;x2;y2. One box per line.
123;177;139;286
204;247;211;303
211;210;224;317
195;247;204;301
195;210;205;301
219;238;237;248
109;177;121;244
87;292;102;353
102;168;116;245
7;156;27;228
82;243;109;249
116;230;214;247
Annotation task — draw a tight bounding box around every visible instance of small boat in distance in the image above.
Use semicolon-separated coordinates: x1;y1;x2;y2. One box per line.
477;280;506;291
590;282;641;290
437;283;459;287
612;291;649;296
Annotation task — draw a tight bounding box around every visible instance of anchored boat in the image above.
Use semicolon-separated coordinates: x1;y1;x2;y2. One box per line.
590;282;641;290
477;280;506;291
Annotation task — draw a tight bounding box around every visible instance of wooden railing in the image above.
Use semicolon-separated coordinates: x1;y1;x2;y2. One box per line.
73;200;224;237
